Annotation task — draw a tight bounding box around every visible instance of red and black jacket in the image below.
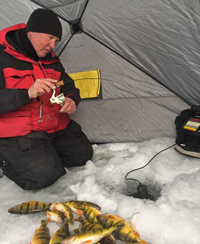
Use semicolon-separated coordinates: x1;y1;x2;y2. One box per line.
0;23;81;137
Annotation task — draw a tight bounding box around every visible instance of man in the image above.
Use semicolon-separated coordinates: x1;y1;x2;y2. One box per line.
0;9;93;190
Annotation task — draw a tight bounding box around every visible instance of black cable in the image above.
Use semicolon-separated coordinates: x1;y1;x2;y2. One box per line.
125;144;176;185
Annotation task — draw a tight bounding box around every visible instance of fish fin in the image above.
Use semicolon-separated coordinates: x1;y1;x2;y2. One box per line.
108;215;117;220
141;240;148;244
135;232;140;237
116;215;123;219
76;210;83;215
127;221;137;232
82;240;93;243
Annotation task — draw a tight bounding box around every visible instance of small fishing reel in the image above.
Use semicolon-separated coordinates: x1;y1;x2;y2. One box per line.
50;89;65;106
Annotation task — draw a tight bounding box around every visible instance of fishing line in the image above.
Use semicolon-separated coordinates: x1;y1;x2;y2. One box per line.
67;77;145;114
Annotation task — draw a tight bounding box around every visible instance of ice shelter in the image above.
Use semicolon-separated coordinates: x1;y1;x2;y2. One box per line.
0;0;199;143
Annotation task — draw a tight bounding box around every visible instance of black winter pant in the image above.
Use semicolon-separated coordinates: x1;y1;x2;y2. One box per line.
0;120;93;190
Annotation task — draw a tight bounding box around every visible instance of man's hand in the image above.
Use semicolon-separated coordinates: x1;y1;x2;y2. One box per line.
60;97;76;114
28;78;57;99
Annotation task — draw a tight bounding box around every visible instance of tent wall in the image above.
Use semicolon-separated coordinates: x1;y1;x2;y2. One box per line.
61;32;189;142
81;0;200;105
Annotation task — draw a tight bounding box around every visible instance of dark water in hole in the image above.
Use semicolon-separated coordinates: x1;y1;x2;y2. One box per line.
125;180;162;201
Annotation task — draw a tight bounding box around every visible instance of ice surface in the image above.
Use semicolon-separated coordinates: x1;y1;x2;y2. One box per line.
0;137;200;244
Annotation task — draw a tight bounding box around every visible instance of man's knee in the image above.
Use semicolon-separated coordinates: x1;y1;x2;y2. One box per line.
61;139;93;168
55;121;94;168
24;168;66;190
2;159;66;190
76;141;93;167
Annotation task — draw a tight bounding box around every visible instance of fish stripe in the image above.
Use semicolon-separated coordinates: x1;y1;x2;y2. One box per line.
57;233;68;238
42;203;45;210
82;223;91;230
79;201;83;206
85;208;91;220
100;218;108;228
85;208;92;217
36;237;50;240
26;202;30;214
84;223;96;231
35;201;39;211
19;204;23;214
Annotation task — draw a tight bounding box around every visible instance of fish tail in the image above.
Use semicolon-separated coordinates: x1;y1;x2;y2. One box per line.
69;220;74;225
65;219;74;226
74;227;81;234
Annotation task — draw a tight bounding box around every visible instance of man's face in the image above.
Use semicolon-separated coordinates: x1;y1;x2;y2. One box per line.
27;32;59;58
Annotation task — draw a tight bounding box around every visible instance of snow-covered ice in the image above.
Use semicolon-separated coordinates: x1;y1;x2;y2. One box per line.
0;137;200;244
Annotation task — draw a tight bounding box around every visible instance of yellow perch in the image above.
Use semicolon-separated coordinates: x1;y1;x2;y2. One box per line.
31;220;50;244
82;206;102;224
97;214;147;244
50;203;74;225
75;216;103;231
63;201;83;216
46;210;65;224
8;200;51;214
49;220;70;244
64;201;101;216
75;216;116;244
61;219;125;244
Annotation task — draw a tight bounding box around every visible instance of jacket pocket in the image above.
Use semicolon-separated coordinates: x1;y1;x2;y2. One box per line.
44;68;61;81
3;68;34;89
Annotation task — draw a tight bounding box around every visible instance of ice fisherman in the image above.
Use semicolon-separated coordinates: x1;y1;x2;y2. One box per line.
0;9;93;190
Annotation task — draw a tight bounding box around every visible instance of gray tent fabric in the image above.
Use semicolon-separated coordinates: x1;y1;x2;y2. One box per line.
0;0;198;143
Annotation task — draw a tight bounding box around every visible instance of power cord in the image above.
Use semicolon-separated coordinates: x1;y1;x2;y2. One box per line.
125;143;176;199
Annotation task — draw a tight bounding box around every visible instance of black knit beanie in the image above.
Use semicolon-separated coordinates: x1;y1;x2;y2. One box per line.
26;8;62;40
